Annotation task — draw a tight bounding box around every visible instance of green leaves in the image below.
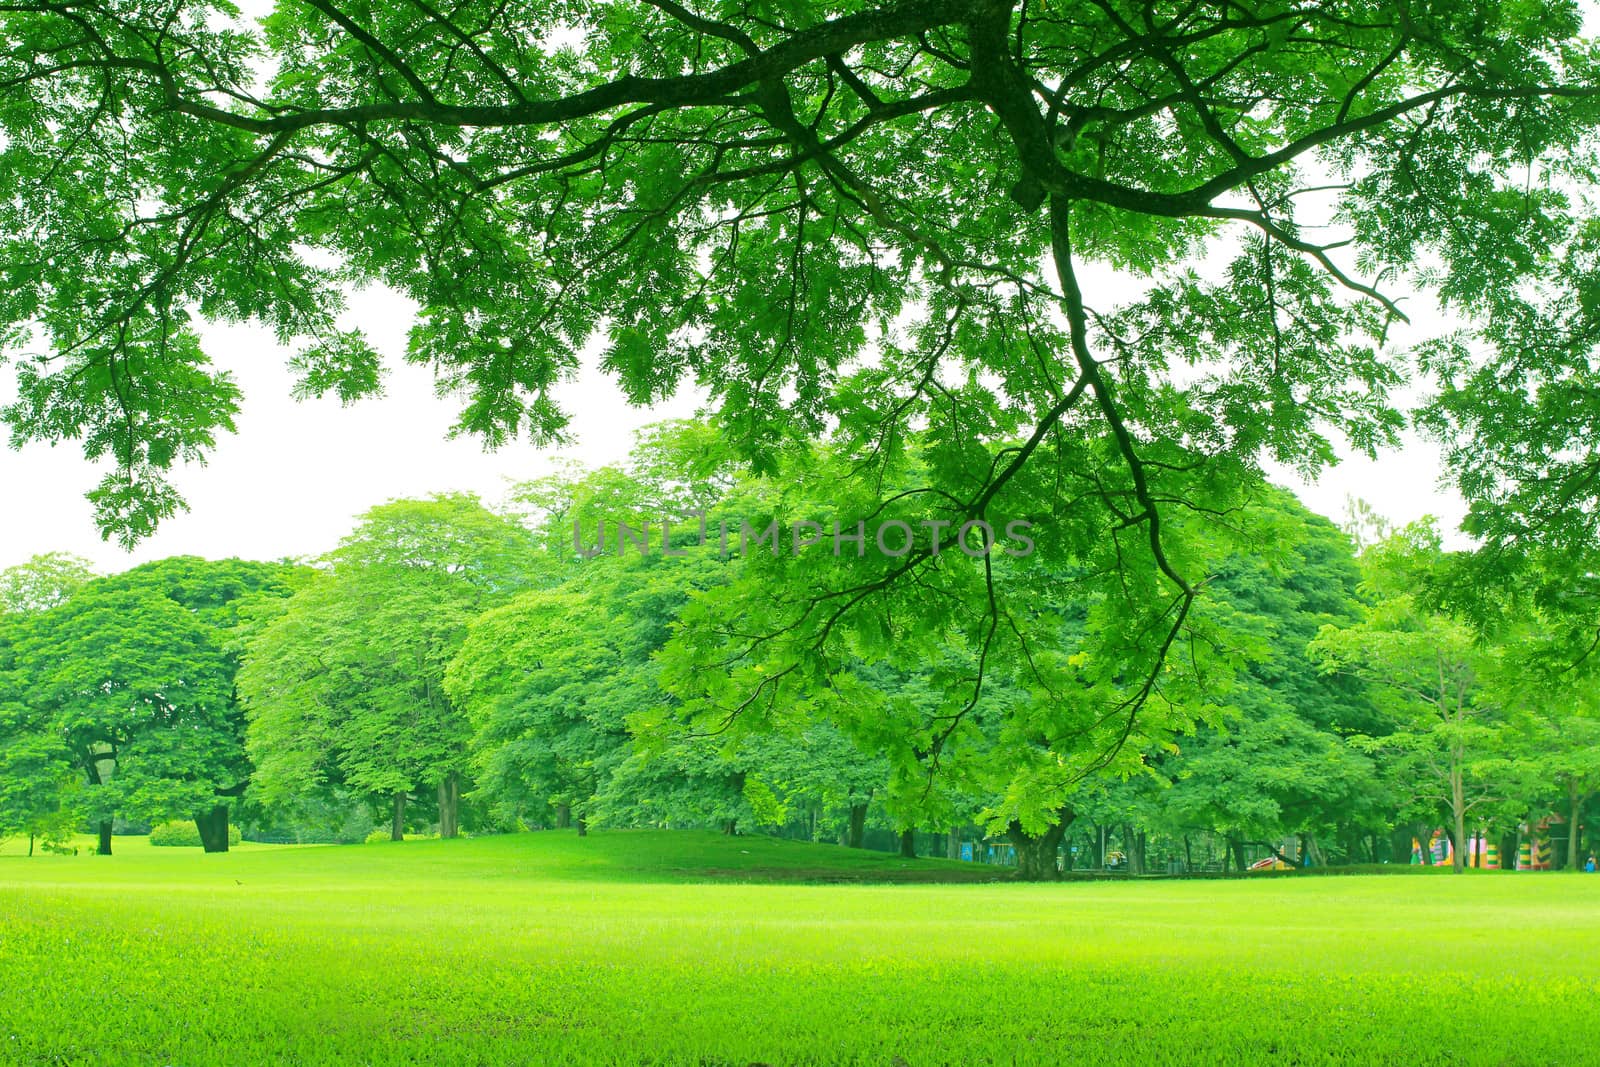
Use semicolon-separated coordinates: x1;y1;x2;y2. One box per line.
4;0;1595;571
0;556;298;830
289;330;386;404
240;493;541;812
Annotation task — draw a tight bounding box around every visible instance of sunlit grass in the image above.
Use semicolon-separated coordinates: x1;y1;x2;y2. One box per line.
2;831;1596;1065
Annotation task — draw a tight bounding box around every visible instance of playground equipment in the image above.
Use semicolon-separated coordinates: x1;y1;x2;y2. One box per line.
1464;835;1495;869
1411;829;1455;867
1410;831;1508;869
1409;824;1559;870
1516;832;1555;871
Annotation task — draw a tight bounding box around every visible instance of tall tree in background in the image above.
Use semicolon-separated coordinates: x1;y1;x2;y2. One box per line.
1158;493;1382;866
1311;523;1510;874
0;553;97;614
0;555;96;852
0;706;81;856
242;494;539;838
0;557;296;854
5;0;1599;763
448;586;644;835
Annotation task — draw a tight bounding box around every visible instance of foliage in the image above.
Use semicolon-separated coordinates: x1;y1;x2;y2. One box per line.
0;553;96;614
1153;491;1382;852
1311;521;1514;872
0;556;299;851
241;493;541;836
7;0;1599;786
149;820;240;847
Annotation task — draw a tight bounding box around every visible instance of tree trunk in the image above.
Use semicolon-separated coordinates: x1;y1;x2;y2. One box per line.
390;792;406;841
1228;835;1247;873
194;803;230;853
1125;825;1146;875
948;828;961;860
1006;808;1074;881
1451;769;1467;873
555;803;571;829
1569;781;1586;871
1182;835;1193;873
898;828;917;858
722;818;738;836
84;752;115;856
28;833;35;857
437;773;460;839
576;815;588;837
846;802;868;849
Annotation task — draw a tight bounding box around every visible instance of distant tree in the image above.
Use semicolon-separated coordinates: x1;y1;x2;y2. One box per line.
1157;493;1383;866
0;582;229;854
0;556;298;854
242;494;539;839
1521;712;1600;870
0;553;96;614
448;586;643;835
1312;522;1511;874
0;711;80;856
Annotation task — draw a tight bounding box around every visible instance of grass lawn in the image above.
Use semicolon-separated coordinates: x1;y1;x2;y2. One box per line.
1;831;1597;1066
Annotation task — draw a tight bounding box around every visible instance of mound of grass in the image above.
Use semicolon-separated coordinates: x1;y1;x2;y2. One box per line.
2;830;1597;1066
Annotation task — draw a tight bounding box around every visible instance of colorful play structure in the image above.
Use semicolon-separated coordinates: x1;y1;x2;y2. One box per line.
1410;818;1564;870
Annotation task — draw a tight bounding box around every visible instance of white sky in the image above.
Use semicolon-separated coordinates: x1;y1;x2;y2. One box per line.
0;285;704;572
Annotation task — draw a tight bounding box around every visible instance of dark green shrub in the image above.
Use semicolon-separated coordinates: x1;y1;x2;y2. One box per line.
149;820;241;847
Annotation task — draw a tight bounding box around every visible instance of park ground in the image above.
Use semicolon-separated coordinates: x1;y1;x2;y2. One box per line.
1;831;1597;1066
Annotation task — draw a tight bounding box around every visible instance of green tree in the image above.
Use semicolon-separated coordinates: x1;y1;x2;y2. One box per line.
1478;592;1600;870
1522;711;1600;870
0;553;97;614
242;494;539;838
1311;522;1511;874
0;556;297;854
448;586;642;834
7;0;1598;768
0;553;97;854
0;711;81;855
453;454;742;833
657;430;1250;877
0;582;230;854
1155;493;1383;867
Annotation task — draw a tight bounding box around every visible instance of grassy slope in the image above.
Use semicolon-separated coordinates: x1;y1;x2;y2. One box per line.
2;830;1598;1066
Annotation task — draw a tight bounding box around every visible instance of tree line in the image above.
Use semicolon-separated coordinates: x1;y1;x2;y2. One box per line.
2;422;1595;877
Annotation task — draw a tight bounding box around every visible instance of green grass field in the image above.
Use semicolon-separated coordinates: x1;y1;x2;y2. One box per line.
2;831;1597;1066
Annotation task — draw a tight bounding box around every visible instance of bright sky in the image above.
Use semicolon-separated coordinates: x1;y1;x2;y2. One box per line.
0;285;705;572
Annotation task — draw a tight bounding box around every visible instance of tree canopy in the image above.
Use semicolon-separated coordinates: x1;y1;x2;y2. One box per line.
0;555;299;853
4;0;1598;646
239;492;541;838
5;2;1600;812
